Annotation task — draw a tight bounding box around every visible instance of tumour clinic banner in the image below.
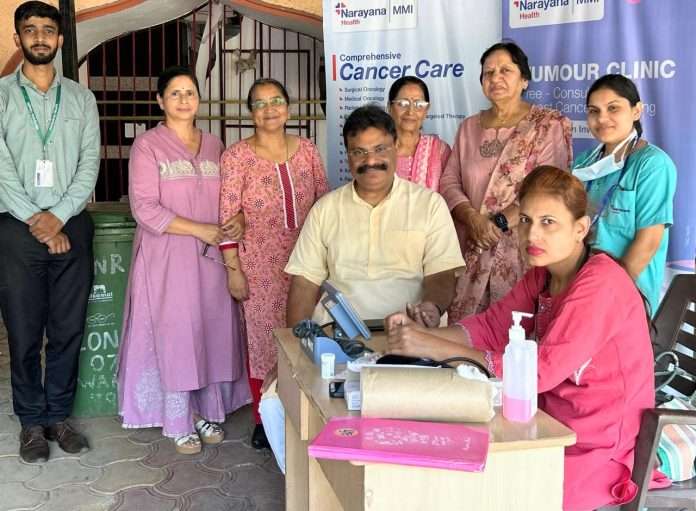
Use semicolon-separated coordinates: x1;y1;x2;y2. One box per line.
503;0;696;271
322;0;500;187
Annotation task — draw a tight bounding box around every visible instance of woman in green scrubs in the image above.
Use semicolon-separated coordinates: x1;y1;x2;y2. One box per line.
572;74;677;316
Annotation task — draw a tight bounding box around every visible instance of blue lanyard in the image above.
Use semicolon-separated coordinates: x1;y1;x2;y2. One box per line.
586;140;636;226
588;166;630;226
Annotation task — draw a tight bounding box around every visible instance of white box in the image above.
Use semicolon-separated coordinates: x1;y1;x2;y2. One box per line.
344;379;361;410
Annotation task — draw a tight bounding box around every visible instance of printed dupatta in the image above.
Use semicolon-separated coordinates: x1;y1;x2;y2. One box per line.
407;134;445;191
448;106;572;322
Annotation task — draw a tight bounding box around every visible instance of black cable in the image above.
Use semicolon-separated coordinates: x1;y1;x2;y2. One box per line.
292;319;328;339
292;319;372;357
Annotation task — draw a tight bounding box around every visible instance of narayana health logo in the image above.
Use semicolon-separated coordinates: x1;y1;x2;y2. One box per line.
515;0;568;9
515;0;600;9
335;2;387;26
510;0;603;27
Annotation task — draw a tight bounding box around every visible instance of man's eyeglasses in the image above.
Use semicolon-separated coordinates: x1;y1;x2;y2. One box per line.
391;98;430;111
251;96;287;111
201;243;238;270
347;144;394;160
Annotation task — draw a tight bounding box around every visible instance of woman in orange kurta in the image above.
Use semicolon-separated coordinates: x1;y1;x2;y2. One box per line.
219;78;329;446
439;42;572;322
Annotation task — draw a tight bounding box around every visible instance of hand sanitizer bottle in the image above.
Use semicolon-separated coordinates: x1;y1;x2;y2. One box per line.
503;311;537;422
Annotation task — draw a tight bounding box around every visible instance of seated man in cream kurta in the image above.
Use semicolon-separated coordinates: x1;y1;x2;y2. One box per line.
258;105;464;473
285;104;464;327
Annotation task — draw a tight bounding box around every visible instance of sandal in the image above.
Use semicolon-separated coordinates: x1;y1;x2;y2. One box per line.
194;419;225;445
175;433;201;454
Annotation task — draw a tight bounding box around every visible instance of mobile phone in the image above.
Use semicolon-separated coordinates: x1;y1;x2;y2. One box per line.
328;380;345;398
364;318;385;332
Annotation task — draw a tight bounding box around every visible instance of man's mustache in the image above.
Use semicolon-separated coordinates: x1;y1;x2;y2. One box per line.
356;163;388;174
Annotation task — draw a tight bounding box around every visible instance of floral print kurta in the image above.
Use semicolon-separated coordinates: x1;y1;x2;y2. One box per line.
439;105;572;322
220;138;329;380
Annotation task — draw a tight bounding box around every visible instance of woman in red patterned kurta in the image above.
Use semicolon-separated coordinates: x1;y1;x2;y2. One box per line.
219;79;329;446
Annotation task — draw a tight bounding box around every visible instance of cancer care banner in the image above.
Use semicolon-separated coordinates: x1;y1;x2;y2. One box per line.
322;0;500;187
503;0;696;272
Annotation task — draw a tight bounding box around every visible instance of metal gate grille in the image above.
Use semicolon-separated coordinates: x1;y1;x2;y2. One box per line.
85;1;325;202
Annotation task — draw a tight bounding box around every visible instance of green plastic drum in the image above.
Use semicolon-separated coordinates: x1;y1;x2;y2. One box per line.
72;202;136;417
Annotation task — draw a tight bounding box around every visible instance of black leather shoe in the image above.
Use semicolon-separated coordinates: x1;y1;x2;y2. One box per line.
251;424;270;449
46;421;89;454
19;425;49;463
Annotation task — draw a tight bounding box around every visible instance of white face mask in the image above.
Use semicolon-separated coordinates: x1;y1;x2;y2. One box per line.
572;129;637;182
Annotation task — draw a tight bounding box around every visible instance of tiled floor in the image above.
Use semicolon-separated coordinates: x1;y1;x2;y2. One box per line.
0;321;285;511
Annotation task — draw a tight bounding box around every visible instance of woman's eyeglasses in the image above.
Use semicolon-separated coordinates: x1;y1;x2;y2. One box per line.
201;243;238;270
165;89;198;101
391;98;430;111
251;96;287;111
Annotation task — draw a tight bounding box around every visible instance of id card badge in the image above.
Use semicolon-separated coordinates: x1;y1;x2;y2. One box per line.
35;159;54;188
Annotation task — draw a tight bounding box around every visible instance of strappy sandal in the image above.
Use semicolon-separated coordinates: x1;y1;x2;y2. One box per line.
194;419;225;445
175;433;202;454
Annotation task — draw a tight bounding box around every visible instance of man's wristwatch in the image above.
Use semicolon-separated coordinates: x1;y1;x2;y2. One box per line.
492;212;509;233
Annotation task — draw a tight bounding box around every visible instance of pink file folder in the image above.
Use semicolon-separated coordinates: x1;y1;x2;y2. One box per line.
308;417;490;472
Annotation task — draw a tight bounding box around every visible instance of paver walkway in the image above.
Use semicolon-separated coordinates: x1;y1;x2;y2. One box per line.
0;321;284;511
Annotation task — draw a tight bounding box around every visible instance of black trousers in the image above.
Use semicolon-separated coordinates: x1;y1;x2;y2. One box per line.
0;211;94;427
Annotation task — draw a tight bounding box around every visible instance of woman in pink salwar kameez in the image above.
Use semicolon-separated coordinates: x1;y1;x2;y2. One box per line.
385;166;669;510
440;41;572;322
118;67;250;454
388;76;451;192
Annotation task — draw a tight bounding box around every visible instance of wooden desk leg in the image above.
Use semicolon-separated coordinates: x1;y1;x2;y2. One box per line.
285;414;308;511
305;393;345;511
308;456;344;511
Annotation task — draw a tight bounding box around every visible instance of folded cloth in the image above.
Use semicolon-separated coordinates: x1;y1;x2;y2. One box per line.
657;397;696;482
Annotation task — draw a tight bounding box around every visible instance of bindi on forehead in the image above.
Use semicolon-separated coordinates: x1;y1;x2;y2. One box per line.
165;76;197;91
397;84;424;97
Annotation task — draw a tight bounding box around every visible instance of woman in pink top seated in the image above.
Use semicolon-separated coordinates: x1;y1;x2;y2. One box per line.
388;76;451;192
440;41;572;322
386;166;668;510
